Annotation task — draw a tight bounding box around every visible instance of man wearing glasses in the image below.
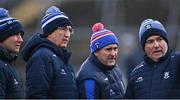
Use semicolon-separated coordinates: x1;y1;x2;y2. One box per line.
21;6;78;99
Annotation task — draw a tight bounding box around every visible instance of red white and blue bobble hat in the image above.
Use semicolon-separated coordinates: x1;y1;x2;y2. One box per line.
90;22;119;53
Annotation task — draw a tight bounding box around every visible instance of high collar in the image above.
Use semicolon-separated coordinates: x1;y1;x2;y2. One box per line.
21;33;72;65
89;53;115;71
50;45;72;65
0;46;17;63
33;39;72;65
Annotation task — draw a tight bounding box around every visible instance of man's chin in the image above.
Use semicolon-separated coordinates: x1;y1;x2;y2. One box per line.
60;44;68;48
153;52;163;57
152;55;163;61
107;62;116;66
14;49;20;53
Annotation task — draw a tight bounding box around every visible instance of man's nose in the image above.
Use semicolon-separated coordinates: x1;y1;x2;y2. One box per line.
18;34;23;42
154;41;160;47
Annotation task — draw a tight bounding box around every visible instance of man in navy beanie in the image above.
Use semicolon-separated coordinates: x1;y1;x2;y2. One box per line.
21;6;78;99
0;8;24;98
124;19;180;99
76;22;125;99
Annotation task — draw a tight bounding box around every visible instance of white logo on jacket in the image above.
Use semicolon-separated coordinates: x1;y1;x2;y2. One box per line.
104;77;108;81
14;78;19;85
109;89;115;96
60;69;67;75
135;76;144;83
164;72;170;79
53;54;57;57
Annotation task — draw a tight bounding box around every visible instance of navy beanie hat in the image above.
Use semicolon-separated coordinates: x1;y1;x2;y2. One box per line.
0;8;24;41
41;6;72;37
90;22;119;53
139;19;168;49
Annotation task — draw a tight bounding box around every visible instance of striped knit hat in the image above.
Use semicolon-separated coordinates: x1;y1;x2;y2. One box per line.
0;8;24;41
90;22;119;53
139;19;168;49
41;6;72;37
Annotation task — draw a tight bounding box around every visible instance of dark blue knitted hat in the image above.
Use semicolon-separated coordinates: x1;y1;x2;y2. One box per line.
90;22;119;53
139;19;168;49
41;6;72;37
0;8;24;41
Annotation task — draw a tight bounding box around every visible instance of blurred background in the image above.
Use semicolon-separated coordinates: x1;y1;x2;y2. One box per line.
1;0;180;93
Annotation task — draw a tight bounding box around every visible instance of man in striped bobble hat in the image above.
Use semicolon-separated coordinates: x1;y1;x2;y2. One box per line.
77;23;125;99
0;8;24;99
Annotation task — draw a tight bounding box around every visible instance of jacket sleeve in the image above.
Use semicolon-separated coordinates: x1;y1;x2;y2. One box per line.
78;79;100;99
0;69;6;98
26;55;52;98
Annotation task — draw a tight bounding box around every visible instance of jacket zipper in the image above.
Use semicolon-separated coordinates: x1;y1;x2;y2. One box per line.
150;64;155;98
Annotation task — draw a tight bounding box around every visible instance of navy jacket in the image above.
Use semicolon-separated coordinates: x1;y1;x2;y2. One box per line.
21;33;78;99
0;47;23;98
77;54;125;99
124;51;180;99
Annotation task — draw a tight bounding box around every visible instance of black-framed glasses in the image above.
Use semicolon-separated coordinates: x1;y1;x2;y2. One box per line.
58;26;74;34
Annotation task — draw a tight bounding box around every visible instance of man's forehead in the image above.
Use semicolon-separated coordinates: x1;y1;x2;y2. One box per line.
103;44;118;48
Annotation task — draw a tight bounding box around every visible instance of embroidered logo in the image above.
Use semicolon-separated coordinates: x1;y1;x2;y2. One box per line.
135;76;144;83
104;77;108;81
95;42;99;49
7;20;13;24
60;69;67;75
14;78;18;85
171;55;175;58
4;64;7;66
53;54;57;57
164;72;170;79
109;89;115;96
145;24;151;29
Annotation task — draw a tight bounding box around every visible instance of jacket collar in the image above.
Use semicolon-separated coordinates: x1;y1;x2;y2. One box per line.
21;33;71;64
0;46;17;63
38;39;72;65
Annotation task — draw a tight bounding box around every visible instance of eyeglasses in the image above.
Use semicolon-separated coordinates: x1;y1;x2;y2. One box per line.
58;26;74;34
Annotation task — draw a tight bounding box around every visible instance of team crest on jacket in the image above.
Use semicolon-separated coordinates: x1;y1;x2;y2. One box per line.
60;69;67;75
104;77;108;81
14;78;19;85
109;89;115;96
163;72;170;79
135;76;144;83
